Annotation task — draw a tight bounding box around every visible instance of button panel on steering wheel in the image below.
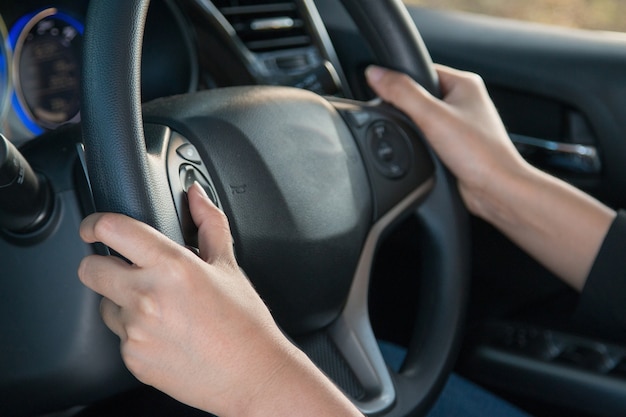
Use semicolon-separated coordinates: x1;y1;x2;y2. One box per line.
161;126;221;249
367;121;412;179
333;100;435;221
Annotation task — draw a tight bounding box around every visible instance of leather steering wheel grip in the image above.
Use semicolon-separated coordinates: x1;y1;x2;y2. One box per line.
81;0;183;244
339;0;440;97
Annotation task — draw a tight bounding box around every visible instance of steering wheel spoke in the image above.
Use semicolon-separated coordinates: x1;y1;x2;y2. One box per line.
291;101;436;413
327;182;436;416
331;98;436;221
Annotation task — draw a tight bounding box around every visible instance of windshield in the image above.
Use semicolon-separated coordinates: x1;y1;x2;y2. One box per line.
404;0;626;32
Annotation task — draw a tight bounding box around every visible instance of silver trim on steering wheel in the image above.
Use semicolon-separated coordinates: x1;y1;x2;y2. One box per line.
329;177;435;415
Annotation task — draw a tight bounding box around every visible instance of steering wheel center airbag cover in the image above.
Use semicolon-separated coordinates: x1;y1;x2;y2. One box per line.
143;86;373;334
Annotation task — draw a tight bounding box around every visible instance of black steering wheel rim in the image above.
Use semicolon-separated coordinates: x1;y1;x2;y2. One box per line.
81;1;469;416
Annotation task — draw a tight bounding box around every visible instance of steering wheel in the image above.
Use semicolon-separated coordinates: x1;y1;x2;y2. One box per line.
81;0;469;415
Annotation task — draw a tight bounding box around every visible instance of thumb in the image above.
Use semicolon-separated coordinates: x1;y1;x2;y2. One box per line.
187;182;235;264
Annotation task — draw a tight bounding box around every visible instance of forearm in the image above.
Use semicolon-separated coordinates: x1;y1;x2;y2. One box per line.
238;340;363;417
468;161;615;290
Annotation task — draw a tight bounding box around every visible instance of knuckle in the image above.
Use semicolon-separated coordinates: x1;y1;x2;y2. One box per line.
213;208;230;229
121;344;150;382
136;290;161;319
463;71;486;89
143;235;181;267
126;277;163;318
156;256;189;286
124;320;149;345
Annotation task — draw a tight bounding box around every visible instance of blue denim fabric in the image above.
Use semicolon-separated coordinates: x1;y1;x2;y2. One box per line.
378;341;532;417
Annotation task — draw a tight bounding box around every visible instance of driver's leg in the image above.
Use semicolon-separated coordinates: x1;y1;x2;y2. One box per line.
379;341;532;417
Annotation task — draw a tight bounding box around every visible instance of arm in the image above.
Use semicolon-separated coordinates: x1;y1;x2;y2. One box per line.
366;65;615;290
78;183;362;417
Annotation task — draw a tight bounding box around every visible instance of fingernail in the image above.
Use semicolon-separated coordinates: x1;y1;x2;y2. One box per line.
365;65;385;83
193;181;209;199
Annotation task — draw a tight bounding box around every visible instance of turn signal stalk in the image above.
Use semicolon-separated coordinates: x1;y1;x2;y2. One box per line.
0;134;52;233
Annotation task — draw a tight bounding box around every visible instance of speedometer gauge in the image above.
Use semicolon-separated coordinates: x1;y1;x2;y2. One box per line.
9;9;83;133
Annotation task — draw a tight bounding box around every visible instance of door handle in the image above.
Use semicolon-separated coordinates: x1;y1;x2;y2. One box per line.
510;134;601;175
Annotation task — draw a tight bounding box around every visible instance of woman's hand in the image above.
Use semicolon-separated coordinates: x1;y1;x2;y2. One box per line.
78;183;362;417
366;65;615;290
366;64;527;218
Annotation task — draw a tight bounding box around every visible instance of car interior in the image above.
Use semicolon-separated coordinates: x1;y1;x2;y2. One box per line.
2;1;626;417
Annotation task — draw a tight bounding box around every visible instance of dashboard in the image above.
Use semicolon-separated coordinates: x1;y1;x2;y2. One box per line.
0;0;348;146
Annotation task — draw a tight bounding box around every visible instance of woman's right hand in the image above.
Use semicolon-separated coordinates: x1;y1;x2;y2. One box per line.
365;64;528;217
366;65;615;290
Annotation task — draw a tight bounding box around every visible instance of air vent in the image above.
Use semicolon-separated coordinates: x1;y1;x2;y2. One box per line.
213;0;312;52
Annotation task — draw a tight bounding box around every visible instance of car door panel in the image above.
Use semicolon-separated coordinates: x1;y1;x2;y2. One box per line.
405;7;626;416
316;2;626;415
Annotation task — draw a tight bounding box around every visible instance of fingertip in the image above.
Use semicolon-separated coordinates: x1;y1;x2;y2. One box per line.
77;253;107;287
188;182;221;213
79;217;90;243
77;255;89;285
187;183;233;263
365;65;387;85
190;181;210;200
365;66;421;104
188;182;224;227
79;213;104;243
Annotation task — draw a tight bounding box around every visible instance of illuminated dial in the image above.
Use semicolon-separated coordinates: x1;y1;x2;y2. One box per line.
10;9;83;133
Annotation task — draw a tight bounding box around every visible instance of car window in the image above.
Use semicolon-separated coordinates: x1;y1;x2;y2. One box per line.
403;0;626;32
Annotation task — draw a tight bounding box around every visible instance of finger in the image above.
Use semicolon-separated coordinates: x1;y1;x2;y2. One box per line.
78;254;137;306
434;64;509;138
187;182;235;264
80;212;177;267
99;297;126;340
432;64;466;98
433;64;488;106
365;65;445;133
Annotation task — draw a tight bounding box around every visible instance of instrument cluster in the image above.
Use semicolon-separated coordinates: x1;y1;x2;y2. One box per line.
0;0;198;145
9;8;83;135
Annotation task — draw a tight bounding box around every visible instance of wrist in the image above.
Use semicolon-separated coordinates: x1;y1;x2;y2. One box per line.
459;157;535;225
235;338;362;417
219;329;298;417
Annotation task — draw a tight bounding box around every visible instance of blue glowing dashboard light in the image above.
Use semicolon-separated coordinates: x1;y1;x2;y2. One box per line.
8;9;84;135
